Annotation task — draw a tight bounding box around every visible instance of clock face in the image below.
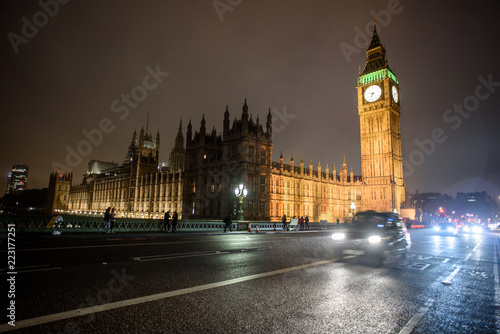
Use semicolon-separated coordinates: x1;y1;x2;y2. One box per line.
364;85;382;102
392;86;399;103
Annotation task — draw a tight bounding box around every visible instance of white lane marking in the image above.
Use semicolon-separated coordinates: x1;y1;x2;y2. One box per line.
442;258;449;263
229;241;269;245
0;258;338;332
464;253;472;262
132;251;229;261
1;267;62;275
2;240;212;252
441;266;462;285
399;299;434;334
418;255;433;260
0;264;50;272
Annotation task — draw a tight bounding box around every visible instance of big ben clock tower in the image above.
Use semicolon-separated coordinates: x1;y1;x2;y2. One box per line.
357;20;405;213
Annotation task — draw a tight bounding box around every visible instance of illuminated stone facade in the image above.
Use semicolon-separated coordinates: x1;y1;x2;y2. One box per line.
59;128;184;219
52;23;404;221
181;100;362;222
357;22;405;212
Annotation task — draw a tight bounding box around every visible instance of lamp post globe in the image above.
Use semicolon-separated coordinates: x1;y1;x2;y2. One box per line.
350;201;356;221
235;184;248;221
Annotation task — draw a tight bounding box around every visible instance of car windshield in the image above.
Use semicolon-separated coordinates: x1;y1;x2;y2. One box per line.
352;214;401;229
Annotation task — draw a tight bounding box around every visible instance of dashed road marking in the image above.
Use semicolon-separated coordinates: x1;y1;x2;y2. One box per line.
3;240;213;252
399;298;434;334
132;250;229;261
0;264;61;275
441;266;462;285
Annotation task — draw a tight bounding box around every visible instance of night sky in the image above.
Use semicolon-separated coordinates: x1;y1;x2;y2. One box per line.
1;1;499;201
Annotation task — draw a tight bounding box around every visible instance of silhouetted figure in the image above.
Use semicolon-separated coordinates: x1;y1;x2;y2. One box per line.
164;211;171;232
108;208;116;234
172;211;178;232
102;207;111;231
223;215;233;232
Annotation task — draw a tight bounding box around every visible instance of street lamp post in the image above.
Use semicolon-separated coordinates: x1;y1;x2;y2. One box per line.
350;201;356;222
234;184;248;221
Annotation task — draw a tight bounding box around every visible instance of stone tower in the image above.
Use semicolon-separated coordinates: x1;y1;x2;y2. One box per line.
183;99;273;219
47;172;72;214
125;128;160;178
169;119;185;172
357;20;405;212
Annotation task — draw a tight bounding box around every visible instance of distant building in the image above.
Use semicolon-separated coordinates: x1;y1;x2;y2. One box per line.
405;190;498;223
454;191;498;221
5;164;29;194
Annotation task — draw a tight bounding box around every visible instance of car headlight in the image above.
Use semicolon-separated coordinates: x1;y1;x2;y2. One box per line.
463;226;470;232
331;232;345;241
472;226;482;233
434;226;440;232
368;235;382;244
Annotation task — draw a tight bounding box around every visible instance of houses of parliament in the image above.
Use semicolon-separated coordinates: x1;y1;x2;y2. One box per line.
48;23;405;222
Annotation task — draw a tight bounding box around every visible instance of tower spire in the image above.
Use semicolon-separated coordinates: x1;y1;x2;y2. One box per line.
361;19;389;75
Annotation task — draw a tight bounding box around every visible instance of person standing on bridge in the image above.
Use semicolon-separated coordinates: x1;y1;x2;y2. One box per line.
102;207;111;232
172;211;178;233
164;210;171;232
282;214;287;231
299;216;304;230
108;207;116;234
223;215;233;232
305;215;309;230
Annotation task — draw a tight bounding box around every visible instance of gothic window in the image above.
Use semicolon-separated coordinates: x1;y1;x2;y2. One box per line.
249;145;255;162
260;148;266;164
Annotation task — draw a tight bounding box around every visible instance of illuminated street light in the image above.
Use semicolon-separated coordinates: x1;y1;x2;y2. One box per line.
234;184;248;221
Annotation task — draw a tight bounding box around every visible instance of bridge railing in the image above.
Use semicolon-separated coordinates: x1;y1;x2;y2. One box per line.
0;215;337;233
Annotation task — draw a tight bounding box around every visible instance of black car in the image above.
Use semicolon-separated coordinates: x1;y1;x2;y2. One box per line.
331;211;411;266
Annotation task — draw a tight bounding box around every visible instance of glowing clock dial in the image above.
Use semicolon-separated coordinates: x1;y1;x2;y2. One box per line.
364;85;382;102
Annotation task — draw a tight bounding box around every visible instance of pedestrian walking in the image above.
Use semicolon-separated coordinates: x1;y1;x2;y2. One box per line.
102;207;111;231
171;211;178;232
223;215;233;232
164;210;171;232
305;215;309;230
108;207;116;234
282;214;287;231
